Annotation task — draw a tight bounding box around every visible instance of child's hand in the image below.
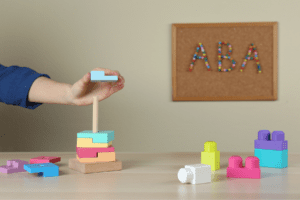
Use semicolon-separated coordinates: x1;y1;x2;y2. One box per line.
67;68;125;106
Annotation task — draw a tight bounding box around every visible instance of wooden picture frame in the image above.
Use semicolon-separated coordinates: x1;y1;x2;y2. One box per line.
172;22;278;101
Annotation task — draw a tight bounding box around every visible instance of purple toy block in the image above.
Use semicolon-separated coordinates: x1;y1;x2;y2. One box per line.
0;159;29;174
254;130;288;151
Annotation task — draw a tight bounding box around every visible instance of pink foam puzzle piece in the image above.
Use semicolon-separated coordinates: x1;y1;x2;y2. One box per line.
30;156;61;164
227;156;261;179
76;146;115;158
0;159;29;174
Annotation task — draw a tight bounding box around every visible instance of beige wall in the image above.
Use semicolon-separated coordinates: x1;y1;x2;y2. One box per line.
0;0;298;153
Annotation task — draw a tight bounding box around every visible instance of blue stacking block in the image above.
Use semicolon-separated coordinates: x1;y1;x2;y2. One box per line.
77;130;114;143
23;163;59;177
90;71;118;82
254;149;288;168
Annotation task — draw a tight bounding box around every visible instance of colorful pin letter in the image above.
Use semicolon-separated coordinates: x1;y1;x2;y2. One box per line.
218;41;236;72
241;43;261;73
189;43;211;72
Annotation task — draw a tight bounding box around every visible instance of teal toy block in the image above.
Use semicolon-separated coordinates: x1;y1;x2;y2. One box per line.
90;71;118;82
254;149;288;168
23;163;59;177
77;130;114;143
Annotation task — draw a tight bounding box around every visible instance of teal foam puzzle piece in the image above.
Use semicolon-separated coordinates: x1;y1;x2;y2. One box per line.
254;149;288;168
77;130;114;143
90;71;118;82
23;163;59;177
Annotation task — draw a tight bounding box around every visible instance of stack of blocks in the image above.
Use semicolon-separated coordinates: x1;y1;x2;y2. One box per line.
254;130;288;168
201;141;220;171
69;71;122;173
69;130;122;173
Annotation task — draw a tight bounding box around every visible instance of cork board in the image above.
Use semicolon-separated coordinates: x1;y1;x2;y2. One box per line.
172;22;278;101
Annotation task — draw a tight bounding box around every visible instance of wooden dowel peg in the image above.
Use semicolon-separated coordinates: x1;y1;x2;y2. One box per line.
93;96;98;133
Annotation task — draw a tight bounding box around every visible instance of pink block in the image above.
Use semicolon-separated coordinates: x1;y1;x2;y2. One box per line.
30;156;61;164
0;159;29;174
76;146;115;158
227;156;261;179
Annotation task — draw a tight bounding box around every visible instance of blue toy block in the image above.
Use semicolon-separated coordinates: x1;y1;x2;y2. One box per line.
90;71;118;82
23;163;59;177
77;130;114;143
254;149;288;168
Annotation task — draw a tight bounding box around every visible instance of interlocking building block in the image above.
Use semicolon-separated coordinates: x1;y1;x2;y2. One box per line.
77;130;114;143
254;149;288;168
178;164;211;184
0;159;29;174
255;130;288;151
227;156;260;179
90;71;118;82
76;146;115;158
23;163;59;177
76;152;116;163
69;158;122;174
30;156;61;164
201;141;220;171
77;138;112;148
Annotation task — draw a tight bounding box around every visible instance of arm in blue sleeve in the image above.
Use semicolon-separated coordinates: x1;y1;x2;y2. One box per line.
0;64;51;110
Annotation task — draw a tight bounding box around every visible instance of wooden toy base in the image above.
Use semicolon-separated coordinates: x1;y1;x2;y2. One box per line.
68;158;122;174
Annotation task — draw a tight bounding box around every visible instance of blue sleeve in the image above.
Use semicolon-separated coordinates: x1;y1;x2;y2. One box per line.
0;64;51;110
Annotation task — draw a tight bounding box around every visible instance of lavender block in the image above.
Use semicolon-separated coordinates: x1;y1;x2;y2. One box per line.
0;159;29;174
254;130;288;151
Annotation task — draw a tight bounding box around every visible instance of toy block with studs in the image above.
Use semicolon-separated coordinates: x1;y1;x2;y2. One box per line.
77;138;112;148
90;71;118;82
201;141;220;171
227;156;261;179
178;164;211;184
30;156;61;164
69;158;122;174
255;130;288;151
254;130;288;168
24;163;59;177
0;159;29;174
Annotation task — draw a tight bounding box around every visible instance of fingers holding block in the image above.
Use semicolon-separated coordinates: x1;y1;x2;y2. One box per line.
24;163;59;177
30;156;61;164
77;138;112;148
90;71;118;82
0;159;29;174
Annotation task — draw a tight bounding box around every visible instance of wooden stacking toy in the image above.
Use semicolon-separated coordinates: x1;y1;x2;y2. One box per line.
69;71;122;173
